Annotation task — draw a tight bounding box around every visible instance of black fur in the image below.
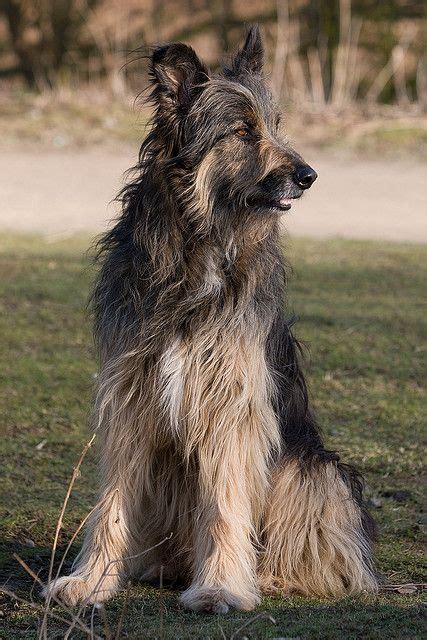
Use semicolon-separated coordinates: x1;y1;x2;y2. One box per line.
93;24;374;542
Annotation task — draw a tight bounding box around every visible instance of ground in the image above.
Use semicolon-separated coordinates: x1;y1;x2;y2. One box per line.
1;149;427;244
0;91;427;244
0;233;425;639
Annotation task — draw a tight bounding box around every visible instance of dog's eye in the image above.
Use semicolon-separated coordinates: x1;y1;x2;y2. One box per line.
235;127;250;138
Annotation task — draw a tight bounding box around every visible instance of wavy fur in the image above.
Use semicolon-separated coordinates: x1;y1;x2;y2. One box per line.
45;26;377;612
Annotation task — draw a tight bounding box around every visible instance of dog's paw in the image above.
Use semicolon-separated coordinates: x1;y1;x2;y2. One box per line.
179;584;259;613
43;575;114;606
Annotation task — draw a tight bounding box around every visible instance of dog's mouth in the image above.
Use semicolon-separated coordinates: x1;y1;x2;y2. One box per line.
247;181;304;212
250;192;302;212
270;197;294;212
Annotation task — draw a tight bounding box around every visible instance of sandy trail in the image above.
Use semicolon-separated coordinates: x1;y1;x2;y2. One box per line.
0;149;425;243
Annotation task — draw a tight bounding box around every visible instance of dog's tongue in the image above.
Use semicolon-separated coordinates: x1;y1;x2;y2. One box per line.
279;197;292;207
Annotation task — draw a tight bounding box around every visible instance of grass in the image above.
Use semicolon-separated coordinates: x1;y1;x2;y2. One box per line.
0;233;426;639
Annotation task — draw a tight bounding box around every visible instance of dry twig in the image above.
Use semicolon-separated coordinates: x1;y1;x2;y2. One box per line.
12;553;95;638
230;612;276;640
41;433;96;638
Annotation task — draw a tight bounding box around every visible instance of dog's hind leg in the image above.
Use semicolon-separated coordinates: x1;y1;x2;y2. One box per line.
259;456;377;597
261;315;377;597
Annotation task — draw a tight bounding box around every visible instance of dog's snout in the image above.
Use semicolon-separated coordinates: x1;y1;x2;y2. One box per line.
294;164;318;190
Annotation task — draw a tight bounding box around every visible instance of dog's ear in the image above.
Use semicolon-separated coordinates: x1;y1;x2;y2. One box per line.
151;43;209;111
230;25;264;75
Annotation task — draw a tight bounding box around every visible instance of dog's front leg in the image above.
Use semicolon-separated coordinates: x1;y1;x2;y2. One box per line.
179;436;262;613
44;379;152;606
44;479;132;606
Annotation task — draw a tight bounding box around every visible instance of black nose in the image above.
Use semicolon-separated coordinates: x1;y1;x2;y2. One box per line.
294;164;318;189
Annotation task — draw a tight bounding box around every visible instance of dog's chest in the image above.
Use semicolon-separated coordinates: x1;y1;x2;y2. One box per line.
158;323;276;445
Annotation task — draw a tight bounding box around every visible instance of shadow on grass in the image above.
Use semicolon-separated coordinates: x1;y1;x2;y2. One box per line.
104;590;426;639
1;543;424;640
0;539;76;592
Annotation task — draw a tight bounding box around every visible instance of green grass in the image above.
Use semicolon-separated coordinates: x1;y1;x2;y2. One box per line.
0;233;426;639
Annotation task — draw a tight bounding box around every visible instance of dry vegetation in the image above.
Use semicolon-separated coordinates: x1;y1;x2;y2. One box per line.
0;1;425;104
0;1;425;155
0;86;426;158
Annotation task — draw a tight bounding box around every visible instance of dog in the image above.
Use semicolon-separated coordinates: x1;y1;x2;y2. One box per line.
46;25;377;614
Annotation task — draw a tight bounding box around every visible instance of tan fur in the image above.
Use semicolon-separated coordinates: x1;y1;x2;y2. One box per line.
45;490;128;605
44;54;377;610
259;459;378;597
184;149;219;230
45;305;377;610
176;324;279;610
45;315;281;610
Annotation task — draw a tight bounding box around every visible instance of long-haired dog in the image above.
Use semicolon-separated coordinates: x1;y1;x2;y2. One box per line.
46;26;377;613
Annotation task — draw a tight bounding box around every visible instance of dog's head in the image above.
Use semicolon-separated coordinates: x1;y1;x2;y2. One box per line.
149;25;317;230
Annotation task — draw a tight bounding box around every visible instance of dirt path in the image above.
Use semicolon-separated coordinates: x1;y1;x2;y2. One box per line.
1;149;426;242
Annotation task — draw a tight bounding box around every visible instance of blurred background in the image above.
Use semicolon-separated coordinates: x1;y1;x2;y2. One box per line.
0;0;426;241
1;0;426;106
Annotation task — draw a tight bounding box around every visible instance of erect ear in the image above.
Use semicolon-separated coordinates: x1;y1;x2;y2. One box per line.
231;24;264;75
150;43;209;110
